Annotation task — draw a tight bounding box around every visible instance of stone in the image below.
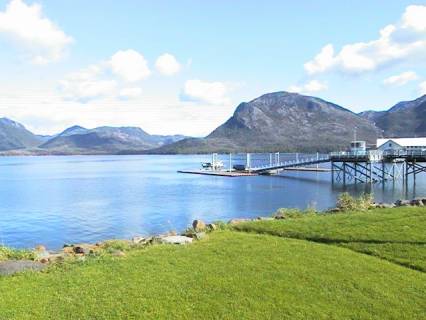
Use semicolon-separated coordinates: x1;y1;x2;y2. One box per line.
34;247;50;260
207;223;217;231
411;199;424;206
35;245;46;252
159;235;193;245
194;232;206;240
257;217;274;221
39;258;49;264
73;246;91;255
192;220;206;231
395;199;410;207
228;218;250;225
132;236;146;244
328;208;341;213
0;260;46;276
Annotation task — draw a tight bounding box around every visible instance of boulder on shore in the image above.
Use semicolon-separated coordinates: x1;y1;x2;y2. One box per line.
192;220;206;231
159;236;193;245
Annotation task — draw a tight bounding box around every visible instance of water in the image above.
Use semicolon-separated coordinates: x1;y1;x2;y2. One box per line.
0;155;423;249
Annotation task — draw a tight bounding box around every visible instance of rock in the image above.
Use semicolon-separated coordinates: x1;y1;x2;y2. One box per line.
328;208;341;213
62;246;75;254
192;220;206;231
228;218;250;225
0;260;46;276
34;246;50;261
257;217;274;221
395;199;410;207
35;245;46;252
73;246;92;255
159;236;193;245
207;223;217;231
411;199;424;206
274;215;286;220
39;258;49;264
194;232;206;240
132;236;146;244
111;250;126;257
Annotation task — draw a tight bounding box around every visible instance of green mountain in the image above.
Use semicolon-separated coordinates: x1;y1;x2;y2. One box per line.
150;91;379;153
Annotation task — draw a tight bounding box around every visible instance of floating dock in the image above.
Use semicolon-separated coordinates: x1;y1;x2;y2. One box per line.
177;170;257;177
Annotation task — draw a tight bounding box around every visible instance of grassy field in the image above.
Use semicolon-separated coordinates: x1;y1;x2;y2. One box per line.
234;206;426;271
0;207;425;319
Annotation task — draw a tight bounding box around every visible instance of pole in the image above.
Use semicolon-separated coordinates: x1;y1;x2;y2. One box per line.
246;153;251;172
229;153;232;172
316;152;319;169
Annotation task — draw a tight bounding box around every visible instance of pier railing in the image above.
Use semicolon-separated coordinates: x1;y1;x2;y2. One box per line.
329;150;384;162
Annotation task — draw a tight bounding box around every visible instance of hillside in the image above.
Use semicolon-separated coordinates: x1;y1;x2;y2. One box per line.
0;118;43;151
152;92;379;153
40;126;187;154
360;95;426;137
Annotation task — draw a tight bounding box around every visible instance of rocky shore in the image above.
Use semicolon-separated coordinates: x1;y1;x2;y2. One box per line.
1;196;424;276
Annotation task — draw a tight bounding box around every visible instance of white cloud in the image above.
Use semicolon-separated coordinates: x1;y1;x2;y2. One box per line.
304;44;335;75
59;65;117;101
0;0;73;64
383;71;418;86
155;53;181;76
287;80;328;95
119;87;142;99
59;50;152;101
109;50;151;82
419;81;426;95
304;5;426;75
181;79;231;105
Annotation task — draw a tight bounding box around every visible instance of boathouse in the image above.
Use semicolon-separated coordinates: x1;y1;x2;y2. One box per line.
376;138;426;152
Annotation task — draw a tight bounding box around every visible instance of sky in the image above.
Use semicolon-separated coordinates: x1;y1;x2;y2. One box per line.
0;0;425;136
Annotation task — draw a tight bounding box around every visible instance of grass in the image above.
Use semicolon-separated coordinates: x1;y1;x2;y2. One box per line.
233;206;426;271
0;231;425;320
0;206;425;319
0;246;35;261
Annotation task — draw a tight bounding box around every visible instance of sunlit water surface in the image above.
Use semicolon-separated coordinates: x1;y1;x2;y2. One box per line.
0;155;423;249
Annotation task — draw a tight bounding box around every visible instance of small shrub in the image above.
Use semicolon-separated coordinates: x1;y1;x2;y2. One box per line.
101;240;132;252
336;192;374;212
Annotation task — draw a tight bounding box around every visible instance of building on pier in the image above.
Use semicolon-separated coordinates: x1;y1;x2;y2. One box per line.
377;138;426;152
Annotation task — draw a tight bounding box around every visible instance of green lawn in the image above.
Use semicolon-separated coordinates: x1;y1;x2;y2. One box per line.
233;207;426;271
0;208;425;319
0;231;425;319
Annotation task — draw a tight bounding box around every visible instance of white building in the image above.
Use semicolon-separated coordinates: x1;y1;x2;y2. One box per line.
376;138;426;152
350;141;366;153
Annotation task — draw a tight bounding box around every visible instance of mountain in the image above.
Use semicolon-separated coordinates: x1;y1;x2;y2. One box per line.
0;118;43;151
151;91;379;153
40;126;188;154
360;95;426;137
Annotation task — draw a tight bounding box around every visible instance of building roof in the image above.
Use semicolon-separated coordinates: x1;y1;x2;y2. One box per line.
377;138;426;148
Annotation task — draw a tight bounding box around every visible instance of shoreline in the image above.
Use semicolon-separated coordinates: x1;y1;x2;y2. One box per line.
1;195;423;272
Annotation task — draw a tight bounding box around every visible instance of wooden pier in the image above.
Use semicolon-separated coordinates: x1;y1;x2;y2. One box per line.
178;150;426;184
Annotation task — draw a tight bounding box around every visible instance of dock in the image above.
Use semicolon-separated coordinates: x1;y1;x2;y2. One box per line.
177;170;257;177
178;149;426;184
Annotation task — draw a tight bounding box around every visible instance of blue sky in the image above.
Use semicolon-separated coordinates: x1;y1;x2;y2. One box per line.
0;0;425;136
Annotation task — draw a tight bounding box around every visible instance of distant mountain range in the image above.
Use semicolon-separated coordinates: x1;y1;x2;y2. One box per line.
0;120;188;155
359;95;426;137
1;92;425;155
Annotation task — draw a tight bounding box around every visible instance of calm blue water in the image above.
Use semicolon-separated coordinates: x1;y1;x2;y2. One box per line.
0;155;423;249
